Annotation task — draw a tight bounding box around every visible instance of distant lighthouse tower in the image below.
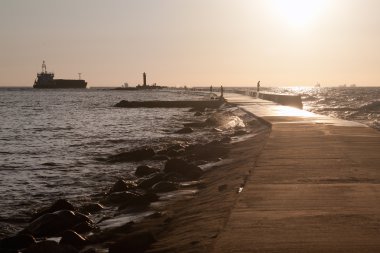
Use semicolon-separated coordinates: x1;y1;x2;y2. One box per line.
143;72;147;86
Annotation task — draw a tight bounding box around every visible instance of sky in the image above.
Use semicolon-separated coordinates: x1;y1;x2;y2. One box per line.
0;0;379;87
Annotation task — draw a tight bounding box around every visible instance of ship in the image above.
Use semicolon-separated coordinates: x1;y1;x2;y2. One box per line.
33;61;87;89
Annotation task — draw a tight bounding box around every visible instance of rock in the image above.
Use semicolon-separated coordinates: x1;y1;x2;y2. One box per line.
135;165;160;177
107;148;155;162
233;129;250;136
163;159;203;180
108;231;156;253
151;181;179;193
31;199;76;222
71;221;95;234
0;234;36;250
151;155;169;161
80;248;97;253
221;136;232;143
23;210;92;237
167;143;188;151
165;149;182;157
103;190;158;207
186;141;229;161
80;203;104;214
59;230;86;250
218;184;228;192
137;173;164;189
163;172;186;182
194;111;203;116
175;127;193;134
108;179;137;194
183;122;206;128
23;240;78;253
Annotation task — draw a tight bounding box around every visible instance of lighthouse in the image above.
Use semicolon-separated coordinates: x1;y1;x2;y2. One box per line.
143;72;147;86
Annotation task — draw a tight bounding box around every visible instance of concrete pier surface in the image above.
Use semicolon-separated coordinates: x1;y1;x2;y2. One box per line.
213;93;380;253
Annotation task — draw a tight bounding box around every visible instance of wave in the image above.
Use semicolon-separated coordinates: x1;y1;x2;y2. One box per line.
358;100;380;112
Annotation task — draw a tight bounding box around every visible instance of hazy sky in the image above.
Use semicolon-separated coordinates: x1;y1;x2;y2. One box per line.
1;0;379;87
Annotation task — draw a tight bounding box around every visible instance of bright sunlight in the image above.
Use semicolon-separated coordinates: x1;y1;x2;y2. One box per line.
269;0;328;28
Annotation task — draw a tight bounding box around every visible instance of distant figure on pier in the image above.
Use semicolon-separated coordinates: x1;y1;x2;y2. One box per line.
210;85;213;92
257;81;261;98
220;85;224;98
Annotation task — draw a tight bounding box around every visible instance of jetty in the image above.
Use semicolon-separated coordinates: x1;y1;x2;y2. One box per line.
114;99;224;108
212;93;380;252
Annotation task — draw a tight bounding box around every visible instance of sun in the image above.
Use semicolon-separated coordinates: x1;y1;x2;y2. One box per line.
270;0;328;28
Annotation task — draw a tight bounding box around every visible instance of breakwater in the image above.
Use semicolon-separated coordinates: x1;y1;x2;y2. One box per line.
250;91;303;109
231;89;303;109
115;99;224;108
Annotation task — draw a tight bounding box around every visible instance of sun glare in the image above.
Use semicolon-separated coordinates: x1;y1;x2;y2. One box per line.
270;0;328;28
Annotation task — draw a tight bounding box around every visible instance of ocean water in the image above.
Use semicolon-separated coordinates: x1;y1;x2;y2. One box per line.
1;86;378;237
264;87;380;130
0;88;212;236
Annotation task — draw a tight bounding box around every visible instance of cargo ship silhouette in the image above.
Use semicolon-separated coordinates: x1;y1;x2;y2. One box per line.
33;61;87;89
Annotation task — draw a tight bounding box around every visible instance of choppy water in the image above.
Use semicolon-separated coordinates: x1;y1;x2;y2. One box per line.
263;87;380;130
0;88;211;236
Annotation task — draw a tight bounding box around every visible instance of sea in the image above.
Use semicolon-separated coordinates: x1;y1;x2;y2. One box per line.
0;88;213;237
260;86;380;130
0;86;379;237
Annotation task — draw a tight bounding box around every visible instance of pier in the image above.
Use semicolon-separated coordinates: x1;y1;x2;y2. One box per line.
212;93;380;253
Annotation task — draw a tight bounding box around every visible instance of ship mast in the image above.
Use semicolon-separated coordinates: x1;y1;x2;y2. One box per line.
78;73;82;80
42;61;47;73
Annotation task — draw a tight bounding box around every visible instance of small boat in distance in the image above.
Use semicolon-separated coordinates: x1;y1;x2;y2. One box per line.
33;61;87;89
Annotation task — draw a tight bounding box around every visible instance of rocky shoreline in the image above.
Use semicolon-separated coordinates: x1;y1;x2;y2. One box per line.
0;100;270;253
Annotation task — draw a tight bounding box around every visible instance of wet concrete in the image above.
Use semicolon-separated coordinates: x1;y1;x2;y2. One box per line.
212;93;380;253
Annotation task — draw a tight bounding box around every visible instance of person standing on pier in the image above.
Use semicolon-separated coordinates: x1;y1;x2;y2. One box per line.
257;81;261;98
220;85;224;98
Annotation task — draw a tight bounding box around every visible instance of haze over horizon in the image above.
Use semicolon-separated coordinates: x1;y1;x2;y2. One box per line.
1;0;379;87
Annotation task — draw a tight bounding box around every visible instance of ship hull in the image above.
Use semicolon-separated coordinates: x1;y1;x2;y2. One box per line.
33;79;87;89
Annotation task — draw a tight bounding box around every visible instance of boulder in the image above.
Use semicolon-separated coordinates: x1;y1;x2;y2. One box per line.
194;111;203;116
137;173;164;189
135;165;160;177
108;148;155;162
164;159;203;180
23;240;78;253
218;184;228;192
163;172;187;182
31;199;76;222
59;230;86;250
151;155;169;161
151;181;179;193
183;122;206;128
175;127;194;134
167;143;188;151
109;231;156;253
103;190;158;207
233;129;250;136
221;136;232;143
186;141;229;161
108;179;137;194
165;149;182;157
23;210;92;237
80;203;104;214
0;234;36;251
